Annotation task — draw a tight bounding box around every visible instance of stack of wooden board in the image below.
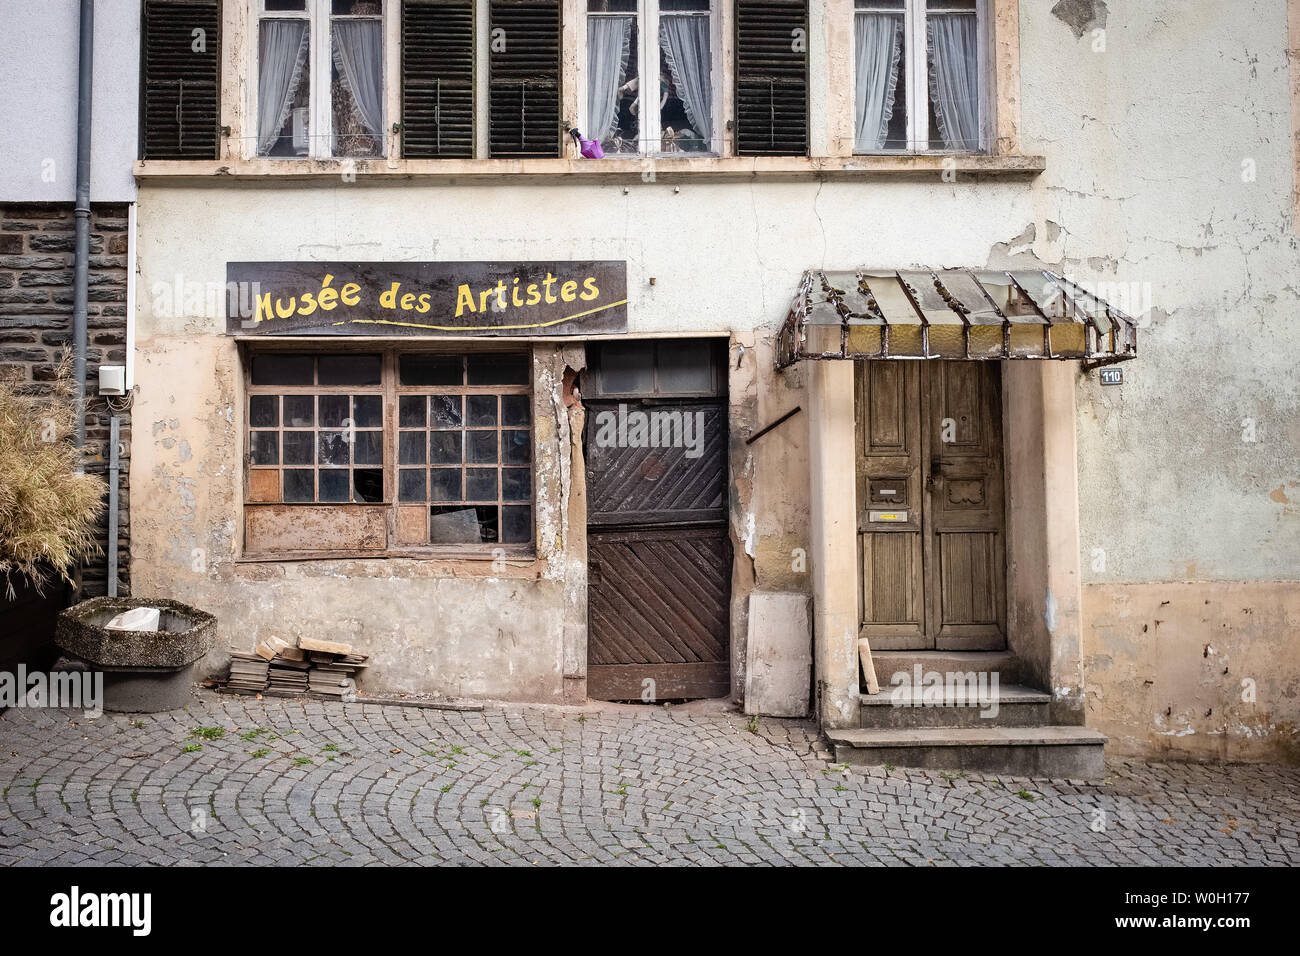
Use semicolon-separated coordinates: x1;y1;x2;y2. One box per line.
224;636;368;700
227;652;269;693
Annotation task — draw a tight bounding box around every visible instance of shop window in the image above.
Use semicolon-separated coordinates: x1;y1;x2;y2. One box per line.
853;0;986;153
585;0;717;156
244;350;535;554
255;0;385;159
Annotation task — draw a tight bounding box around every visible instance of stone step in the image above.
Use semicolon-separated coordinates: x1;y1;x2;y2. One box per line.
859;683;1052;729
867;650;1025;688
827;726;1107;778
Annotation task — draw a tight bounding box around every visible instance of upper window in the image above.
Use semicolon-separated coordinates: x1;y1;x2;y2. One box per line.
854;0;985;153
585;0;717;156
255;0;385;158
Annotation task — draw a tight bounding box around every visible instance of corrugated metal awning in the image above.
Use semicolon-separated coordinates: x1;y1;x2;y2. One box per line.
776;269;1138;369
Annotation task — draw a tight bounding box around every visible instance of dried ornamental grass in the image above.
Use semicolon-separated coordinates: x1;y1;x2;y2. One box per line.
0;356;106;598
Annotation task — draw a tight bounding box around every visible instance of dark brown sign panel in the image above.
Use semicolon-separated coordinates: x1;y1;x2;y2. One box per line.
226;261;628;336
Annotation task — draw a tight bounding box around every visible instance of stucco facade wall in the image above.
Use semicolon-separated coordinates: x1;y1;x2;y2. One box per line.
127;0;1300;755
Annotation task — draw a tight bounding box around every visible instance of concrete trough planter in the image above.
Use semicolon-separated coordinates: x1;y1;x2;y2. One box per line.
55;597;216;713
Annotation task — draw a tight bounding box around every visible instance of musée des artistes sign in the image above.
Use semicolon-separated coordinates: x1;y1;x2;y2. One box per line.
225;261;628;336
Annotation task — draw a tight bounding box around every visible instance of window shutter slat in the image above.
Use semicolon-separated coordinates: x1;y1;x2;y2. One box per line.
141;0;221;159
488;0;561;159
403;0;476;158
734;0;808;156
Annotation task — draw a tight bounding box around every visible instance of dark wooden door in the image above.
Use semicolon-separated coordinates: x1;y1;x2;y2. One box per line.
584;341;730;701
855;361;1006;650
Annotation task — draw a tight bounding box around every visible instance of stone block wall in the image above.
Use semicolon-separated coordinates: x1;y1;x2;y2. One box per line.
0;202;131;597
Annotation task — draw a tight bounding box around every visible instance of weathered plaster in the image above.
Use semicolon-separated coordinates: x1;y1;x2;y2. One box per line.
1083;581;1300;763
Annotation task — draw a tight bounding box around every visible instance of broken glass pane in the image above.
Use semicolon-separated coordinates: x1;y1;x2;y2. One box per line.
429;505;497;544
318;431;351;466
353;468;383;503
430;395;463;428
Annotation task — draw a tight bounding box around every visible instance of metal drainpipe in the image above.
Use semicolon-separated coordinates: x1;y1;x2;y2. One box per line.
73;0;94;463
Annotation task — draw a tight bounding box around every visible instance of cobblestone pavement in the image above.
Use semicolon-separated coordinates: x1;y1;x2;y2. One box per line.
1;691;1297;866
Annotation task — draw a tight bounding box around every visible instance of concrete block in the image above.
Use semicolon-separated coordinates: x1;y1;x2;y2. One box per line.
744;591;811;718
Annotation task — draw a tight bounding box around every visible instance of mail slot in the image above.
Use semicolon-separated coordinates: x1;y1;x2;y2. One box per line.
869;510;908;523
869;479;906;504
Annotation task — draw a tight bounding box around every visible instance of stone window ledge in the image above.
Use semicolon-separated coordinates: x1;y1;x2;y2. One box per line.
134;154;1045;184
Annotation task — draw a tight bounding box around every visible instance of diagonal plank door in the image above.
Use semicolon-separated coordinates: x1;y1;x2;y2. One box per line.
585;395;730;701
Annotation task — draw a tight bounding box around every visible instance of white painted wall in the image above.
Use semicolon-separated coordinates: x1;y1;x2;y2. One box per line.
0;0;139;202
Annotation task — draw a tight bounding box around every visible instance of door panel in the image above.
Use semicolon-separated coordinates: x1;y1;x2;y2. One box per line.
855;361;1006;651
926;362;1006;649
587;526;731;700
856;362;925;648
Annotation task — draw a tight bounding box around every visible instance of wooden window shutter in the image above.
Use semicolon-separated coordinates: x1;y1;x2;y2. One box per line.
402;0;476;158
488;0;561;158
734;0;808;156
140;0;221;159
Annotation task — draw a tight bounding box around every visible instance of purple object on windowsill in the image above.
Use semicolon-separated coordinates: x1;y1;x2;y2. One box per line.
568;129;605;159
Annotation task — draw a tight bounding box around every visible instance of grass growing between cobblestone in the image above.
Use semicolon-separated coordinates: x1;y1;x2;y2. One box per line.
0;691;1297;866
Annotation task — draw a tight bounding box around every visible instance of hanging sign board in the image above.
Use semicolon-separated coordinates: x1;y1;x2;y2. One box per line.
225;261;628;336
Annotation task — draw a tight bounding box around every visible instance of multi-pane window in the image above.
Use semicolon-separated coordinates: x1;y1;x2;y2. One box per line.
585;0;716;155
248;353;385;502
395;353;534;545
853;0;984;153
245;351;535;552
255;0;385;158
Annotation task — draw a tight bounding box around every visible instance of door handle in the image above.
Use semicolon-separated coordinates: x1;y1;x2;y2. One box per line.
926;460;942;490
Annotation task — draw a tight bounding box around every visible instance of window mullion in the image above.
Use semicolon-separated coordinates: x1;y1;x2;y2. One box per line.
315;0;331;158
644;0;660;155
911;1;928;151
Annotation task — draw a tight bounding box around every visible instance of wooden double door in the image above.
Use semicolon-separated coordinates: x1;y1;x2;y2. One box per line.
856;361;1007;651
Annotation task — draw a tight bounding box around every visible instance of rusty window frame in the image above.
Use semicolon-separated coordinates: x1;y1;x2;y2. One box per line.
241;344;536;559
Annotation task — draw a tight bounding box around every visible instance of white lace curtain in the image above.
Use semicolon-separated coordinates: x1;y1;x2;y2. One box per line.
660;15;712;147
332;20;384;143
257;20;310;155
927;13;980;150
853;12;903;152
587;16;633;143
